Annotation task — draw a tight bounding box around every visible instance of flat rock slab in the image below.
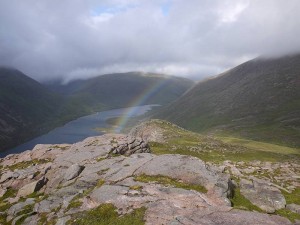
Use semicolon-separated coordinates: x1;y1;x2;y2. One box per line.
240;178;286;213
18;177;48;197
134;154;231;204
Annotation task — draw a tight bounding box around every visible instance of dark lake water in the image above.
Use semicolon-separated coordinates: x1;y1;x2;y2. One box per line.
0;105;156;158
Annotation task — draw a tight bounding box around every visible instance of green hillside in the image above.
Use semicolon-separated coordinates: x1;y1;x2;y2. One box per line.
154;54;300;147
48;72;194;110
0;70;193;152
0;67;63;150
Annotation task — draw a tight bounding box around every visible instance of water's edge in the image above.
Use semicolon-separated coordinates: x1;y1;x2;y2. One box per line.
0;105;156;158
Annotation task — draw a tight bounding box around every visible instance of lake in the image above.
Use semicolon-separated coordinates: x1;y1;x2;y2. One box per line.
0;105;156;158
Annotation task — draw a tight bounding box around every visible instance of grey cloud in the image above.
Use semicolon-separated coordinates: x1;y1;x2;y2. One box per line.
0;0;300;82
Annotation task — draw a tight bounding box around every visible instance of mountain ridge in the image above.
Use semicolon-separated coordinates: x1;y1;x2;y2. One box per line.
154;54;300;147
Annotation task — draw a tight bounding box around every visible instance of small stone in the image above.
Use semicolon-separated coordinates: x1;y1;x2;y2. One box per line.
286;204;300;214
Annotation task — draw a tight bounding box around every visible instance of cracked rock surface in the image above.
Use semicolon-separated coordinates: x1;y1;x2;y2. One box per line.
0;133;293;225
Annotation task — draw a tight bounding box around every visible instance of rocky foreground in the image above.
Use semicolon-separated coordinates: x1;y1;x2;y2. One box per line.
0;128;299;224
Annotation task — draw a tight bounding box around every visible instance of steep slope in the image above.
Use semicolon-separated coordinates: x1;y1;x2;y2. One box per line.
155;54;300;147
0;68;62;151
48;72;194;110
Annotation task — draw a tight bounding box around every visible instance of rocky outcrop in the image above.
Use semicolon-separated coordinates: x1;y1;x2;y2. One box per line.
0;133;294;225
240;178;286;213
17;177;48;197
128;119;167;143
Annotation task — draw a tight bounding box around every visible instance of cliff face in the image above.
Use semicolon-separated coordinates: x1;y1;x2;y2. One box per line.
0;121;298;224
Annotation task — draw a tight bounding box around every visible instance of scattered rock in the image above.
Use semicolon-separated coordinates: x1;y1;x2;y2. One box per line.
240;178;286;213
18;177;48;197
286;203;300;214
64;164;85;181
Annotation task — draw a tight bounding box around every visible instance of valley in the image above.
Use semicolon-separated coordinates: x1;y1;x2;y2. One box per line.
0;54;299;224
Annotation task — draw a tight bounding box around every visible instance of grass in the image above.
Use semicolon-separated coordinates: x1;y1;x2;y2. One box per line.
134;174;207;193
67;195;83;211
16;204;34;217
68;203;146;225
219;136;300;155
282;188;300;205
276;209;300;223
130;185;143;191
230;188;263;212
0;187;17;201
146;119;300;163
6;158;51;171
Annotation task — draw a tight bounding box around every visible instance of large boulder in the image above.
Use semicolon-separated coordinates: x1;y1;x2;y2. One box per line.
240;178;286;213
17;177;48;197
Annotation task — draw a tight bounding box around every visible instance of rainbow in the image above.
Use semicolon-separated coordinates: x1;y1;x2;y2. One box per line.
113;77;170;132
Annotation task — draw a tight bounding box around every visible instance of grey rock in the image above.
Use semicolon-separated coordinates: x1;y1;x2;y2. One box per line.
135;154;232;202
0;171;19;183
22;214;39;225
34;196;62;213
91;185;129;203
18;177;48;197
7;198;35;221
56;216;71;225
240;178;286;213
0;187;6;197
286;203;300;214
64;164;85;181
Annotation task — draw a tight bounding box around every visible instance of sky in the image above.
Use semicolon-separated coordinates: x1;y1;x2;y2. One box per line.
0;0;300;83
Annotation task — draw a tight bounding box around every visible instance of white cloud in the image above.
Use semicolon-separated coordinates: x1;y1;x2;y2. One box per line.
0;0;300;82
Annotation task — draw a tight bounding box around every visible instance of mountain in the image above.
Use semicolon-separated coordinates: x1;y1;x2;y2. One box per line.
47;72;194;110
154;54;300;147
0;70;194;152
0;67;62;151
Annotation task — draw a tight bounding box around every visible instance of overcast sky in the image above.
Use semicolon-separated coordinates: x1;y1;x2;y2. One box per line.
0;0;300;83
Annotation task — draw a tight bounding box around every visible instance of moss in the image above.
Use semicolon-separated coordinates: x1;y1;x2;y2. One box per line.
0;187;17;201
96;179;105;187
7;158;51;171
129;185;143;191
275;208;300;222
134;174;207;193
16;204;34;217
96;157;106;162
68;203;146;225
282;188;300;205
0;202;12;212
15;213;31;225
230;188;263;212
0;213;10;225
38;213;56;225
67;195;83;211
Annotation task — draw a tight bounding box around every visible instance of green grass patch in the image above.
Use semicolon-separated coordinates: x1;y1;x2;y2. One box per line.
219;136;300;156
67;195;83;211
282;188;300;205
0;213;10;225
230;188;263;212
146;119;300;163
7;158;51;171
16;204;34;217
68;203;146;225
134;174;207;193
276;208;300;223
0;187;17;201
129;185;143;191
